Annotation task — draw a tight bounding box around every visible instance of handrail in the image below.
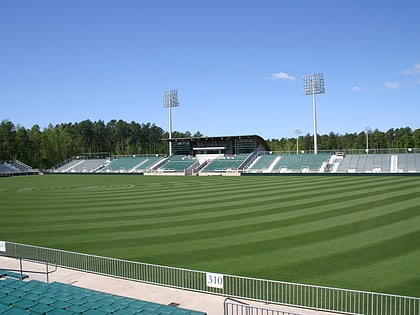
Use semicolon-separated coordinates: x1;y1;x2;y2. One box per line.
0;254;57;283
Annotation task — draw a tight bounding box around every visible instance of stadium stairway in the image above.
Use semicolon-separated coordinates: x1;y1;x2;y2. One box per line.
0;276;206;315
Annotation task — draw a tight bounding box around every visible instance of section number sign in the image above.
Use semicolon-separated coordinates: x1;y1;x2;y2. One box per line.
206;272;224;289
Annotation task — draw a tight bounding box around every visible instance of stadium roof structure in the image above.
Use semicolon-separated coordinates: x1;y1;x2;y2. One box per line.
164;135;270;156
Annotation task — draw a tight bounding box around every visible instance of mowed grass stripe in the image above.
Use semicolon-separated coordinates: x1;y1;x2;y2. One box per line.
8;186;420;276
2;176;418;241
87;195;420;261
1;175;419;297
1;175;407;216
3;175;415;224
242;226;420;293
91;208;420;296
6;185;420;248
3;178;418;238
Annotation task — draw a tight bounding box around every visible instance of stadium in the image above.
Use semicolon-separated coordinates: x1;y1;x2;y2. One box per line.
1;131;420;315
2;0;420;313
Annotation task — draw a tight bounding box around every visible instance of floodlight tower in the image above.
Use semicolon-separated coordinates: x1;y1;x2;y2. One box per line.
163;90;179;156
303;73;325;154
294;129;301;154
364;126;371;154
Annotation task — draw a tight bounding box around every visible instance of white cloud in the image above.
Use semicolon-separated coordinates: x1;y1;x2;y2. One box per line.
402;63;420;75
271;72;296;80
352;86;361;91
384;81;400;89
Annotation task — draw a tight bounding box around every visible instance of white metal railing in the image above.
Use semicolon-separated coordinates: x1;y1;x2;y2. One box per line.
224;298;309;315
1;241;419;315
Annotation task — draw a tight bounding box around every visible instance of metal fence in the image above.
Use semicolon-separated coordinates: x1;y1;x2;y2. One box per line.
224;298;308;315
1;241;419;315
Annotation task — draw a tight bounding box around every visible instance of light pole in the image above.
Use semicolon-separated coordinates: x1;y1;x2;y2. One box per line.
364;126;371;154
303;73;325;154
163;90;179;156
294;129;301;154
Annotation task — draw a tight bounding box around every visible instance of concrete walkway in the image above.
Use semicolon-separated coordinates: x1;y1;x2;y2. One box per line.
0;256;337;315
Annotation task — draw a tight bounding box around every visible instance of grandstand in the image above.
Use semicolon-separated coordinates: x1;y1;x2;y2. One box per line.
247;153;330;173
46;135;420;175
52;155;165;174
200;154;251;174
332;152;420;173
54;158;108;173
100;156;163;173
0;160;39;177
155;155;199;174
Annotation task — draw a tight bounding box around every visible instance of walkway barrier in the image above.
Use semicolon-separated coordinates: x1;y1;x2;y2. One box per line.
1;241;419;315
224;298;310;315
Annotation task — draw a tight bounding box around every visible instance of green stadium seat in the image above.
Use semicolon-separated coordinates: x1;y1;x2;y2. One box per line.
83;309;105;315
0;303;11;314
0;269;28;280
0;294;20;306
30;302;56;314
51;300;73;310
0;307;29;315
67;304;90;313
47;309;76;315
0;278;207;315
11;298;37;309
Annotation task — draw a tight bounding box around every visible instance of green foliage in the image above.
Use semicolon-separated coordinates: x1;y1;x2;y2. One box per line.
0;119;171;168
266;127;420;152
1;174;419;297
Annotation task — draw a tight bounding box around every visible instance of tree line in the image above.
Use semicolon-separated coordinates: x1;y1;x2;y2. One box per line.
1;119;419;169
266;127;420;153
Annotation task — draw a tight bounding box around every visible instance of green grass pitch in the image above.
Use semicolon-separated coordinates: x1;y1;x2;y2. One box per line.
1;174;419;297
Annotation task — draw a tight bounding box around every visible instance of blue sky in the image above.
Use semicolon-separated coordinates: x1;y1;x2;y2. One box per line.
1;0;419;139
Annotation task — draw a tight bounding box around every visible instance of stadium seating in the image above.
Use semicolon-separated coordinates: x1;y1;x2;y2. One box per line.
248;154;279;172
0;270;28;280
157;156;198;172
134;156;165;172
54;159;84;172
334;153;420;173
398;153;420;172
54;156;166;174
50;152;420;175
248;153;329;173
10;161;33;173
0;277;206;315
0;161;34;175
54;159;108;173
70;159;107;173
0;163;19;174
101;156;149;173
202;154;250;172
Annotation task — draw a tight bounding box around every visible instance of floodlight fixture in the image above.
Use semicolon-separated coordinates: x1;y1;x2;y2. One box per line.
163;90;180;156
163;90;179;108
303;73;325;154
294;129;302;154
303;73;325;95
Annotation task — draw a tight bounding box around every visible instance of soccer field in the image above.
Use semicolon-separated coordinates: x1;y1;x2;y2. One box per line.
1;174;419;297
